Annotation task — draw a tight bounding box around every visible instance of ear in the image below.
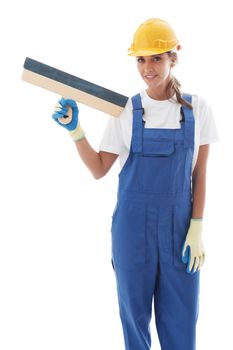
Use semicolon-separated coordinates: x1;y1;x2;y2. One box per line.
171;61;176;68
169;52;178;68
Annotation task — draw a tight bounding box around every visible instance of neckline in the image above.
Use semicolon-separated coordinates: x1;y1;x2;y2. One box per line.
142;89;177;104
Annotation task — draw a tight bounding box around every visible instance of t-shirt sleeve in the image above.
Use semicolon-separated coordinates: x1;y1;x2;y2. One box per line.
198;97;219;145
99;115;125;155
99;99;132;155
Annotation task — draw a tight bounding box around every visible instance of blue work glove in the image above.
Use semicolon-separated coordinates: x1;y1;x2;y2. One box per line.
52;98;85;141
182;219;205;274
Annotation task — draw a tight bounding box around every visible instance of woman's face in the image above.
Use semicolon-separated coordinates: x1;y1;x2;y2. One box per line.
136;53;175;98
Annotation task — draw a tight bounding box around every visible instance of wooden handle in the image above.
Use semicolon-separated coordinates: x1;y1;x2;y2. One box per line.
58;106;72;125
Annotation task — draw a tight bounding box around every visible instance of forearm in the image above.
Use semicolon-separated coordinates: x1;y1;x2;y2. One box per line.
191;172;206;218
73;137;104;179
74;137;118;179
191;144;209;219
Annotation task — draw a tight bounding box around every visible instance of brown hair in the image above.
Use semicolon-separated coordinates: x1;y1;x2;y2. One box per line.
166;52;193;110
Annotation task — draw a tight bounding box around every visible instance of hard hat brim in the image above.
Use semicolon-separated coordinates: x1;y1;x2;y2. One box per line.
128;46;178;56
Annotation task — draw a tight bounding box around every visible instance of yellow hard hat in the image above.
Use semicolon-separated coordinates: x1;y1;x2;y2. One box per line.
128;18;180;56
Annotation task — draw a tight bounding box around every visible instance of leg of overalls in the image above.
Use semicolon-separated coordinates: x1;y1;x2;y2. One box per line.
154;264;200;350
114;264;157;350
154;206;200;350
112;203;160;350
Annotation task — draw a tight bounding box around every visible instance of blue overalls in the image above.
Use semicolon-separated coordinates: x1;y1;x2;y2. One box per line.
111;93;200;350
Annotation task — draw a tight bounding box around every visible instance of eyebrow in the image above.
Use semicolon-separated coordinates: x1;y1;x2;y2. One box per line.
136;54;163;59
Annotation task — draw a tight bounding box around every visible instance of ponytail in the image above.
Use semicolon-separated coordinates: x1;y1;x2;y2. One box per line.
166;52;193;110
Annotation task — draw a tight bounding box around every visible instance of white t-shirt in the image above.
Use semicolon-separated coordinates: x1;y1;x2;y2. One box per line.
99;90;219;171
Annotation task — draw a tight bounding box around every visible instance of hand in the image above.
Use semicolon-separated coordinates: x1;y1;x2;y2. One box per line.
52;98;85;141
52;97;79;131
182;219;205;274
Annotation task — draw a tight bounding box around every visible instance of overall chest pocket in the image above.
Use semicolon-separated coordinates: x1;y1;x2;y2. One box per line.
142;140;174;156
136;140;175;193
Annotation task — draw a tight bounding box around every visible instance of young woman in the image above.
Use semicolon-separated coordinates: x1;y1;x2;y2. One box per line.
52;18;218;350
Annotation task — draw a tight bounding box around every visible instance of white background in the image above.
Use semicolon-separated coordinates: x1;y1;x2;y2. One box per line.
0;0;232;349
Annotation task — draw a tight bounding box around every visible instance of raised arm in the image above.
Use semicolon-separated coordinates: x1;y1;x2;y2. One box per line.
52;97;119;179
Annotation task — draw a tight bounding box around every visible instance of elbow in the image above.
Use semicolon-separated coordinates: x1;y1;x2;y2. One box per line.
92;170;107;180
93;173;104;180
192;167;207;181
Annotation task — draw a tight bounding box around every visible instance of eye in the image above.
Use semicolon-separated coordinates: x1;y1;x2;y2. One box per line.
136;57;145;63
153;56;162;62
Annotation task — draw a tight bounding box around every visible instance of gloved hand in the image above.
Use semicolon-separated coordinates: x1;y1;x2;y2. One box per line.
182;219;205;274
52;97;85;141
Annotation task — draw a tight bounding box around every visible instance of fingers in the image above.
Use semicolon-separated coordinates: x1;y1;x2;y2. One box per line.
187;252;205;274
198;253;205;271
53;99;77;118
64;98;78;111
187;253;195;273
192;256;199;273
182;243;189;264
52;102;68;120
59;97;78;111
57;105;73;124
54;102;66;113
58;97;68;107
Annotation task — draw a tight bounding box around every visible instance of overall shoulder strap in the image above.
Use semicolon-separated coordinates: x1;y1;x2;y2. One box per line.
131;94;144;153
181;93;195;150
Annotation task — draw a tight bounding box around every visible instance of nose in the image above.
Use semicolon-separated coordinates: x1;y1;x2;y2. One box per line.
144;60;155;73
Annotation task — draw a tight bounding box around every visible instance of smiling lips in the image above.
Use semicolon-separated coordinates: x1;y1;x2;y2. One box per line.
144;74;158;80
